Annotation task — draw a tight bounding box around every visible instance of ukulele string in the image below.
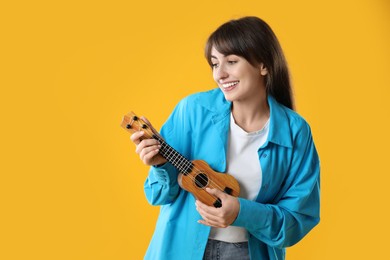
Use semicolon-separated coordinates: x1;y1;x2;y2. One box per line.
133;119;227;202
151;128;227;197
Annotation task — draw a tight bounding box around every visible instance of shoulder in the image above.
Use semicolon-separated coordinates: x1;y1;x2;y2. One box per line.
268;96;313;147
161;88;227;155
285;106;311;134
163;88;227;127
176;88;229;113
274;97;310;129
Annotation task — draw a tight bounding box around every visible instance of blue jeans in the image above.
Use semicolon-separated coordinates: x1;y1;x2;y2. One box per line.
203;239;250;260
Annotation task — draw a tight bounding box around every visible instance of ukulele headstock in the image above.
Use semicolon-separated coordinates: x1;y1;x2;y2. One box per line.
120;111;155;139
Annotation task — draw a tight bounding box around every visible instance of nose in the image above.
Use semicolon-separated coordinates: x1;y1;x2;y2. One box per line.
214;64;228;82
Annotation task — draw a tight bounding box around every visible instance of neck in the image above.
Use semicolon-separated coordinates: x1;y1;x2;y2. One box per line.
152;135;193;174
231;95;270;133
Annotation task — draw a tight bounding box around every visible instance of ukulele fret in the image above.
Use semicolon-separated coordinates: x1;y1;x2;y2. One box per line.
156;137;193;174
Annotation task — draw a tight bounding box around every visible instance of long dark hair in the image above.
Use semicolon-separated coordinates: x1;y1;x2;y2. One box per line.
205;16;294;110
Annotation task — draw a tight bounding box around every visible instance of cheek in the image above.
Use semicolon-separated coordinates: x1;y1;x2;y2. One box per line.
212;71;218;83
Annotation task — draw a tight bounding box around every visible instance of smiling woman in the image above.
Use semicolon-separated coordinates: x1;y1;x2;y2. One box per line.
129;16;320;260
209;50;270;132
205;16;293;111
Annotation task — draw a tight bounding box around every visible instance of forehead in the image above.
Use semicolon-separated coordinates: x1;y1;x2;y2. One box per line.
210;47;222;57
210;47;237;60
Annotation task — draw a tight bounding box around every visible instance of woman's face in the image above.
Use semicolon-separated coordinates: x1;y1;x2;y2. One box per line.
210;47;267;103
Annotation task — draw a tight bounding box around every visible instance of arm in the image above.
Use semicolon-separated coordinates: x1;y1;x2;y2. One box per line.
143;98;192;206
144;161;181;205
233;122;320;248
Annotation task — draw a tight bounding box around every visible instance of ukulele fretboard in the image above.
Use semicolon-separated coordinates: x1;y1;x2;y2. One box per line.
153;135;193;174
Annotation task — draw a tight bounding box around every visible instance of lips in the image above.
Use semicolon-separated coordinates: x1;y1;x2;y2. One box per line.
221;81;239;91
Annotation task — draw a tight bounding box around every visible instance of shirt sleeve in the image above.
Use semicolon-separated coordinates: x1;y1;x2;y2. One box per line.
143;98;191;206
232;122;320;248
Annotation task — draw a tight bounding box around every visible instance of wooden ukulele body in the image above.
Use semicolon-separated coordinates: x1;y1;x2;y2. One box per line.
177;160;240;207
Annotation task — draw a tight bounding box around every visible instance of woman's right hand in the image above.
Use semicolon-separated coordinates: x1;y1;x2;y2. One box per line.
130;117;167;166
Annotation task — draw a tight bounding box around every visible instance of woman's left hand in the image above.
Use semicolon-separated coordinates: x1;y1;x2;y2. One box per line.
195;188;240;228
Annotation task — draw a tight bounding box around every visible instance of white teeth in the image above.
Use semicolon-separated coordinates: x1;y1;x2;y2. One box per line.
222;81;239;88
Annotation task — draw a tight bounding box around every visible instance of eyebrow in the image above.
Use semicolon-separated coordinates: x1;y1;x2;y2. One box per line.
211;54;236;60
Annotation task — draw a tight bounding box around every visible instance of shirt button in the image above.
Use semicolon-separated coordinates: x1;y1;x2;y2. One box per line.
262;153;268;158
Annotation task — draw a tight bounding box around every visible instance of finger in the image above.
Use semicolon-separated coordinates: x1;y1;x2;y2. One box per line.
198;218;227;228
195;200;219;215
139;144;161;160
130;131;144;144
197;219;223;228
197;209;230;228
206;188;228;200
141;148;160;164
196;199;220;215
195;201;220;221
196;203;230;228
197;220;211;227
135;139;161;154
197;209;221;224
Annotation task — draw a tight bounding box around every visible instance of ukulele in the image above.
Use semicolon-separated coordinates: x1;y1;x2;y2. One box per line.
121;111;240;208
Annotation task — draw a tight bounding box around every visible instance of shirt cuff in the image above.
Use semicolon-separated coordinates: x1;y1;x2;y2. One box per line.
232;198;269;229
151;162;178;185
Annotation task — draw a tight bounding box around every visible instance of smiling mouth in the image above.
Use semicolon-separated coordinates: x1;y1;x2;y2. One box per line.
221;81;239;91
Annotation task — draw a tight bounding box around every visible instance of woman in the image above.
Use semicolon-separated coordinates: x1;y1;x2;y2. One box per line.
131;16;320;260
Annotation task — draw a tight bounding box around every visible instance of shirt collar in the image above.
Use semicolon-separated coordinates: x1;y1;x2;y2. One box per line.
267;95;293;148
198;88;293;148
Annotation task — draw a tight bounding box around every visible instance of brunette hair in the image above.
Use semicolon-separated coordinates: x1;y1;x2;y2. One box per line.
205;16;294;110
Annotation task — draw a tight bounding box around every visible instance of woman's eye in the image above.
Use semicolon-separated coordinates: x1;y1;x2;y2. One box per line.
228;60;237;64
211;63;219;68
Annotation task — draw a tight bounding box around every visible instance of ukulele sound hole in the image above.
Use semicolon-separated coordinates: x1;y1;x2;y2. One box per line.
194;173;208;188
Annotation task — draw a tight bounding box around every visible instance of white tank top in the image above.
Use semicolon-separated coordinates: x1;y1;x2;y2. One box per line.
208;112;269;243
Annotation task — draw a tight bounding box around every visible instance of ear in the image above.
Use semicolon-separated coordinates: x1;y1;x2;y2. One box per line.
260;63;268;76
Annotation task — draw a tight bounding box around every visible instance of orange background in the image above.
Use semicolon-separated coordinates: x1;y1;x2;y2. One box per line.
1;0;389;259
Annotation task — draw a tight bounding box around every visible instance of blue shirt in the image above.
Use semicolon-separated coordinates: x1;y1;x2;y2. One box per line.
143;88;320;260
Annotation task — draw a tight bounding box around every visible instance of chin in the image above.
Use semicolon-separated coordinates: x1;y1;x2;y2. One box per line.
220;90;235;101
222;93;233;102
222;92;240;102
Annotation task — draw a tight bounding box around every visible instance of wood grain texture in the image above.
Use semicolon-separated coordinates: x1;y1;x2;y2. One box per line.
178;160;240;207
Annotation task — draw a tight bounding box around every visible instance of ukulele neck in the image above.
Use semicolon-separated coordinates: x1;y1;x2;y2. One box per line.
153;135;193;174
